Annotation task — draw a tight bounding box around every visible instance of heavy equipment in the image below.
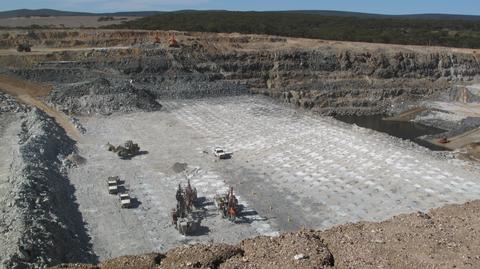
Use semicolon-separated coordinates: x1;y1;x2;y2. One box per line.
154;32;161;44
16;42;31;52
107;140;140;159
168;33;179;47
438;137;450;144
214;187;239;221
172;180;201;235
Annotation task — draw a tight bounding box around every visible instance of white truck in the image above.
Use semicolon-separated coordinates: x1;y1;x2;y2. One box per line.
107;177;119;194
213;147;232;159
120;193;132;208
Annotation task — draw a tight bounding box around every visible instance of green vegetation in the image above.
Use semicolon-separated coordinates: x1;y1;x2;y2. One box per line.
98;16;115;22
114;11;480;48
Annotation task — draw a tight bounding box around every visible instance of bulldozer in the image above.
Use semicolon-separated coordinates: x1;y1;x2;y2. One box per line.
107;140;140;159
171;180;201;235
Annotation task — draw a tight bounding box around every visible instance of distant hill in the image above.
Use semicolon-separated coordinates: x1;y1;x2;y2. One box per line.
2;9;480;48
1;9;480;21
282;10;480;21
114;11;480;49
0;9;161;18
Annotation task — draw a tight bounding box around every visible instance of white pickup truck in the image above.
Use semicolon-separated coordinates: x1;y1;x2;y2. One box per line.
107;178;119;194
120;193;132;208
213;147;232;159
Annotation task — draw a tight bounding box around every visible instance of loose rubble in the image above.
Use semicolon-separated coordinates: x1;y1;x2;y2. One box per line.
0;92;29;113
45;78;162;115
1;108;96;268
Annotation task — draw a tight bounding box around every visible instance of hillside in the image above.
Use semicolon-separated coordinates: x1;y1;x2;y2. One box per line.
2;9;480;20
0;9;160;18
284;10;480;21
114;11;480;48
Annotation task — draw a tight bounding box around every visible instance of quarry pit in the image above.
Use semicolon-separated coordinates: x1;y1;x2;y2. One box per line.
1;29;480;268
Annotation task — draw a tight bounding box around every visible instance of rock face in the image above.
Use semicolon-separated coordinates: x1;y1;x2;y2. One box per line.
2;30;479;116
2;31;480;116
1;108;96;268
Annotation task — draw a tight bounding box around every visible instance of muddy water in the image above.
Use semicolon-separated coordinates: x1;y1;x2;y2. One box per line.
334;115;446;151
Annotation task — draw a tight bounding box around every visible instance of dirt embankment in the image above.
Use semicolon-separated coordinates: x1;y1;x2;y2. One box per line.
1;30;478;116
51;200;480;269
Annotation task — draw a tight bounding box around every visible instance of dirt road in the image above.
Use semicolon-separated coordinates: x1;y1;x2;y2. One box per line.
0;74;80;140
0;46;132;56
384;107;427;121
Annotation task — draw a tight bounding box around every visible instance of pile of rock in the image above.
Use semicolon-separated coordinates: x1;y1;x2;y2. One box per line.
0;92;29;113
1;108;96;268
46;78;162;115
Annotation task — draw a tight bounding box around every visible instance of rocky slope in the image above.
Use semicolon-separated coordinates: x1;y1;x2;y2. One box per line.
0;107;96;268
1;30;479;116
0;92;28;113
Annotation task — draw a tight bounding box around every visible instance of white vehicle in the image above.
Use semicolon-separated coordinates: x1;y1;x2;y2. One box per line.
120;193;132;208
108;184;118;194
213;147;232;159
108;176;120;183
107;178;119;194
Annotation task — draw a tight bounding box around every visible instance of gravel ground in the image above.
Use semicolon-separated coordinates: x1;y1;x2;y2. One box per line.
163;96;480;229
70;106;275;261
68;96;480;262
319;200;480;269
51;200;480;269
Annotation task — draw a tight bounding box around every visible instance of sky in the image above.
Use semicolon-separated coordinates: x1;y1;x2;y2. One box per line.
1;0;479;15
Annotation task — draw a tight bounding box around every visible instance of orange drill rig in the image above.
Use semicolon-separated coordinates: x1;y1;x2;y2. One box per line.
154;32;161;44
226;187;238;221
168;33;179;47
215;187;239;221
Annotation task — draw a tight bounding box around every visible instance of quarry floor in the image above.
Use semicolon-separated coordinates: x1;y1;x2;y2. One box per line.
70;95;480;261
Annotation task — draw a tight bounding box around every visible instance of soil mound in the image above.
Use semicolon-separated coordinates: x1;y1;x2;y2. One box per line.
221;230;334;269
161;244;241;269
